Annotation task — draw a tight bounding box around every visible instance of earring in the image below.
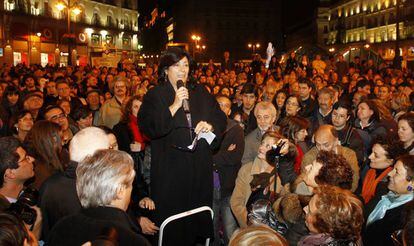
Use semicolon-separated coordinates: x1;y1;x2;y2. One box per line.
408;185;413;192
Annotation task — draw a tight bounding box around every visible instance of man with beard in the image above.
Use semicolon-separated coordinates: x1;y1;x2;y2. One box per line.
99;77;129;129
309;87;335;134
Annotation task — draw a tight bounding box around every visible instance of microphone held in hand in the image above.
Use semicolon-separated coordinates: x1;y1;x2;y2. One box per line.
176;80;190;113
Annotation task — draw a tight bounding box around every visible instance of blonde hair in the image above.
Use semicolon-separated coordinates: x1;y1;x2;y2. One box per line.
76;149;135;208
229;225;288;246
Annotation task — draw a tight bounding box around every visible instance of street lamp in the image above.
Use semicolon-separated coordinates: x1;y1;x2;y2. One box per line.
191;34;201;58
247;43;260;54
56;0;81;66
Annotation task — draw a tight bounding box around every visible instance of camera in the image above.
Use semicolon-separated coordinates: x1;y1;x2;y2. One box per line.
7;187;39;225
265;141;286;166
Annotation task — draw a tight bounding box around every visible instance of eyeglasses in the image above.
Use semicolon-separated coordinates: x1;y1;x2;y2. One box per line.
49;113;66;121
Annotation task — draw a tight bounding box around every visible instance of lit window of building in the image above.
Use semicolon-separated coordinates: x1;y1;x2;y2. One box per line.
5;0;15;11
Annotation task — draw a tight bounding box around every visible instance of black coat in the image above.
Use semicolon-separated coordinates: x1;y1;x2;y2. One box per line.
48;206;150;246
138;82;226;245
363;204;407;245
213;119;244;198
39;161;81;240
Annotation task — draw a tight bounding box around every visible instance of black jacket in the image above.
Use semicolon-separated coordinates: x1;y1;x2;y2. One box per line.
363;204;407;245
48;206;150;246
39;161;81;240
213;119;244;198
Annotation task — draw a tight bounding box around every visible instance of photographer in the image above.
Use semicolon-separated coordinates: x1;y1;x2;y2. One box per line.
0;136;42;240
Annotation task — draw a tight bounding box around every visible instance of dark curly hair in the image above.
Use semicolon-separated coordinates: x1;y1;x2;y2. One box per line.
315;150;353;190
372;136;407;161
312;185;364;242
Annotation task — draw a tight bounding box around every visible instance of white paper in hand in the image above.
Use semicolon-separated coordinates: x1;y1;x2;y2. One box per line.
197;131;216;145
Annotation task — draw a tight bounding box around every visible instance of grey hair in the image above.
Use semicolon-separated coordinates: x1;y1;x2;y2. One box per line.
76;149;135;208
254;101;277;118
69;127;110;162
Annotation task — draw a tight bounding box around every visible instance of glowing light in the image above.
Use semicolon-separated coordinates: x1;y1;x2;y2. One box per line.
100;30;108;36
56;2;66;11
364;44;370;49
72;7;81;16
329;47;335;52
248;43;252;48
36;32;42;37
85;28;94;35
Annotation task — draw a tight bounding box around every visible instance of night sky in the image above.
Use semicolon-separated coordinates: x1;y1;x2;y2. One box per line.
138;0;320;31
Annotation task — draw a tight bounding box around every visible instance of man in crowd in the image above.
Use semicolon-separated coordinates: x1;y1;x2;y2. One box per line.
242;101;277;164
99;77;129;129
47;149;150;246
85;89;101;126
0;136;42;238
232;83;258;136
301;125;359;192
309;87;335;134
56;80;83;111
332;100;366;163
213;95;244;245
298;78;317;118
39;127;110;240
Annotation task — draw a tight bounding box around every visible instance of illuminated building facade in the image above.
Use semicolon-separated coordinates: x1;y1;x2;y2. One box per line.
0;0;139;66
324;0;414;61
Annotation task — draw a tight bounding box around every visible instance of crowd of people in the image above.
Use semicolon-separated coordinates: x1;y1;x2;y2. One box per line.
0;46;413;246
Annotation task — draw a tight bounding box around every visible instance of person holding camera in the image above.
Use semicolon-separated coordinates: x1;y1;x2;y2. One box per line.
0;136;42;240
230;131;296;228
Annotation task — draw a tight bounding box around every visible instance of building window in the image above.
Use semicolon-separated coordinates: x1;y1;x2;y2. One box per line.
105;35;113;45
92;12;102;26
122;37;131;47
5;0;15;11
107;16;115;28
91;34;102;46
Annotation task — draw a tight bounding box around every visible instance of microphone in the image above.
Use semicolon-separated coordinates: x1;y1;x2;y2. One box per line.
177;80;190;113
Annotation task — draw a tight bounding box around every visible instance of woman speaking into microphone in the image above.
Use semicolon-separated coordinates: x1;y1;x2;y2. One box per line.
138;47;226;245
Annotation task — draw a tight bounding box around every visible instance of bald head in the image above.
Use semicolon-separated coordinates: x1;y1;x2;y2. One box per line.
216;96;232;116
314;125;339;152
69;127;110;162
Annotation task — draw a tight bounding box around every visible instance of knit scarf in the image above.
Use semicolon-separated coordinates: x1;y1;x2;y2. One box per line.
361;167;392;204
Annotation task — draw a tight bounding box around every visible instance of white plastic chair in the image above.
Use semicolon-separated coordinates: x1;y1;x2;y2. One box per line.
158;206;214;246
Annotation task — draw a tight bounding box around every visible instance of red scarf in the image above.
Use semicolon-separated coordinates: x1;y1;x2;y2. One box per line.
128;114;146;151
361;167;392;204
293;144;304;175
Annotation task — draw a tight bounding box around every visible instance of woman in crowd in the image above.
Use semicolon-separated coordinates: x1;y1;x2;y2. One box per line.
231;131;296;228
279;116;310;174
24;120;66;189
355;99;388;147
398;112;414;154
391;91;411;121
1;85;20;126
138;47;226;245
364;154;414;245
282;95;302;120
298;150;353;195
10;110;34;142
113;95;147;174
360;137;406;216
300;185;364;245
272;90;288;121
